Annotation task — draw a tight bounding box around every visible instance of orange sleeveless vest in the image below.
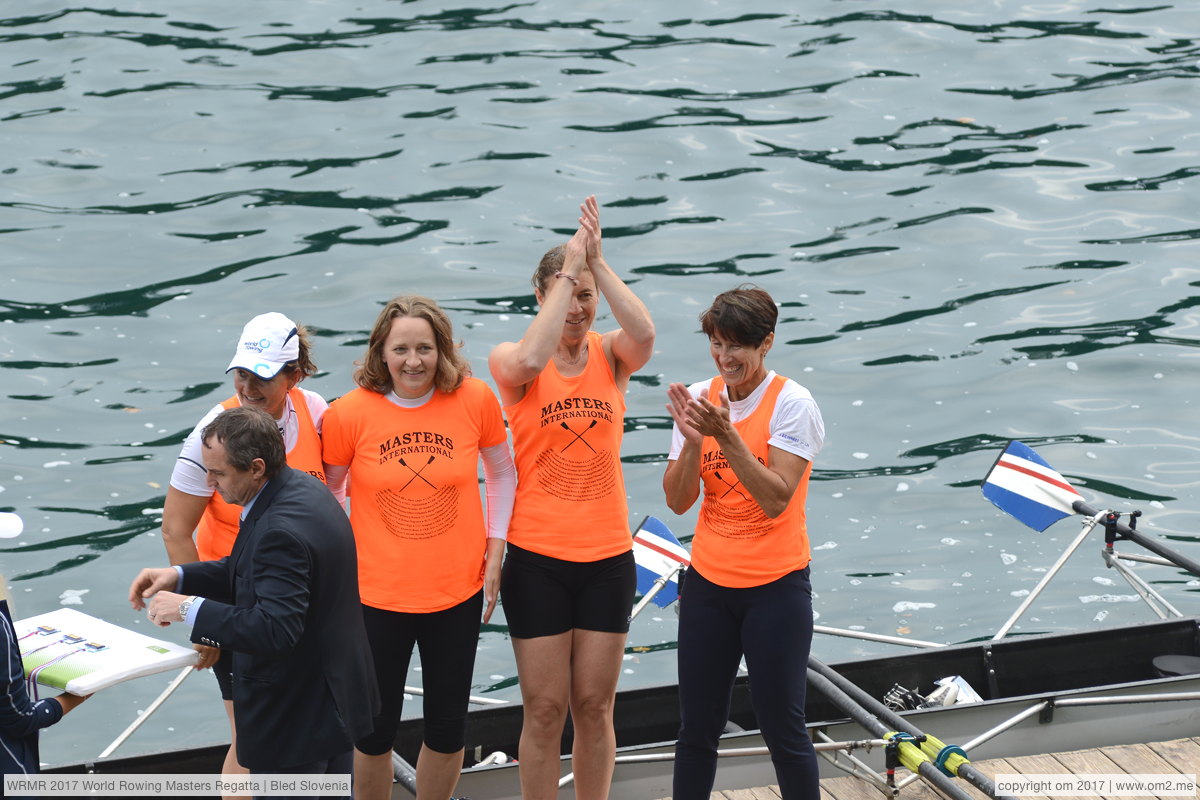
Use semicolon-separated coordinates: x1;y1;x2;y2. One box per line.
691;375;812;588
505;331;631;561
194;389;326;561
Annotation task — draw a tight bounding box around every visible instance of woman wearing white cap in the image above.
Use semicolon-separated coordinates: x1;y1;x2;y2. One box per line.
159;312;329;794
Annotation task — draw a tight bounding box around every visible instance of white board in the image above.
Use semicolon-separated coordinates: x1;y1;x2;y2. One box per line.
16;608;198;695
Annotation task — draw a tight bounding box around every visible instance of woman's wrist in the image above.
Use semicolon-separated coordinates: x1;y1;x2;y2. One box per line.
711;426;738;448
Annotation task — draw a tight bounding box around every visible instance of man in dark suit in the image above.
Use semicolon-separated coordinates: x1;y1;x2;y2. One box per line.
130;406;378;791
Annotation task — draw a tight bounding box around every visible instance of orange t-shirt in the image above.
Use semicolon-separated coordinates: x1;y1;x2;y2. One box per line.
691;375;812;588
194;389;326;561
321;378;507;613
505;331;631;561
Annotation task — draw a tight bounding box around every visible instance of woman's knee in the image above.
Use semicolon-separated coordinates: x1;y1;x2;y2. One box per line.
422;715;468;754
569;692;615;732
524;694;570;734
756;704;811;758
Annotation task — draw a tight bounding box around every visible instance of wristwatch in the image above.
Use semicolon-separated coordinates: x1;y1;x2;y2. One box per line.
177;595;197;621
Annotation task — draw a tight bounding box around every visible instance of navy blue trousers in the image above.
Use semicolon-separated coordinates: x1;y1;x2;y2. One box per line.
672;566;819;800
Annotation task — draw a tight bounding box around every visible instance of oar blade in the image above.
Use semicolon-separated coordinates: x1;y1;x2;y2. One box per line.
982;440;1082;532
632;516;690;608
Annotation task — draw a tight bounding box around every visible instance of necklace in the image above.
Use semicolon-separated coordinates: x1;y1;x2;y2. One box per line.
556;346;586;366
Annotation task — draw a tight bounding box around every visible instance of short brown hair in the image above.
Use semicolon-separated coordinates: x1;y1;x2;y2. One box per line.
354;295;468;394
202;406;286;478
699;285;777;346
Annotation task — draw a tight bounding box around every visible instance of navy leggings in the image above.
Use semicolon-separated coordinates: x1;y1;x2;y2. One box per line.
672;567;819;800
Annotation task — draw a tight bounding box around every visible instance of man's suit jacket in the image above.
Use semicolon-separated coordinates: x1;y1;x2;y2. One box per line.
181;467;379;771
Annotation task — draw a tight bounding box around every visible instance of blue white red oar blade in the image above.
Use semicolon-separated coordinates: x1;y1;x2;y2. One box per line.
982;440;1083;532
632;516;691;608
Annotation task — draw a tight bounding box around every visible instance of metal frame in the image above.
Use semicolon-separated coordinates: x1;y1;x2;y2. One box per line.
555;737;890;790
894;690;1200;791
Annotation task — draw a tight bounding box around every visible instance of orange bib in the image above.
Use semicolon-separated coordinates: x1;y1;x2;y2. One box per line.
691;375;811;588
505;331;631;561
194;390;325;561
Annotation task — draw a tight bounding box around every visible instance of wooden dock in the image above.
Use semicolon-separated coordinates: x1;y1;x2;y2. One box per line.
668;737;1200;800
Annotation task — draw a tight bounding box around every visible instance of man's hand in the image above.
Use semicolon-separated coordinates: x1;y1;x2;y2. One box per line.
144;590;187;627
128;567;179;611
193;644;220;670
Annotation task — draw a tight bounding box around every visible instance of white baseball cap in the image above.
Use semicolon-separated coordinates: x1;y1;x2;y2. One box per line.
226;312;300;379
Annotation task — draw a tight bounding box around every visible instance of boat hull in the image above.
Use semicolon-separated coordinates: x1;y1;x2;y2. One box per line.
45;616;1200;800
450;673;1200;800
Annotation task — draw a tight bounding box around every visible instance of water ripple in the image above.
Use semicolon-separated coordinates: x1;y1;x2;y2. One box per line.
976;297;1200;359
162;148;405;177
1083;227;1200;244
1086;167;1200;192
840;281;1069;334
3;185;496;217
5;0;1199;759
567;107;824;132
807;10;1149;42
947;53;1198;99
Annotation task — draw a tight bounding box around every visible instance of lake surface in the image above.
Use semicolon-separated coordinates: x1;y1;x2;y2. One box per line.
2;0;1198;766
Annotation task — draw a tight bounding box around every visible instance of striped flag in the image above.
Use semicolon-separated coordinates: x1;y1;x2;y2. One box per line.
632;516;690;608
982;440;1083;531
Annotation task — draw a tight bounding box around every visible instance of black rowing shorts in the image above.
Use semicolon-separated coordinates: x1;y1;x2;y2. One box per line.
500;543;636;639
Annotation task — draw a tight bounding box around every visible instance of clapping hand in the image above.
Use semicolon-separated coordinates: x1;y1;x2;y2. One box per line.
666;383;733;443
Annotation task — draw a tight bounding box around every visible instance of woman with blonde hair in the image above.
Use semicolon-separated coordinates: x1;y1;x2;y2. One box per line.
322;295;515;800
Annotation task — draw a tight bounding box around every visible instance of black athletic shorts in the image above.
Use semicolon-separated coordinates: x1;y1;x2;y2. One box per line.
500;543;636;639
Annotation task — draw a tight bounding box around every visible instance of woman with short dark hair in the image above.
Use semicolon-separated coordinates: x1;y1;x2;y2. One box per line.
663;284;825;799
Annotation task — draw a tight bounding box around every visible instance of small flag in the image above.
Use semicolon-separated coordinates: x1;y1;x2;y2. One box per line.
632;516;690;608
982;440;1082;532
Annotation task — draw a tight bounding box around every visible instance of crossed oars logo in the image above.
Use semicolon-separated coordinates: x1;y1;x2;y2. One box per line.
560;420;598;453
399;455;437;491
713;469;749;501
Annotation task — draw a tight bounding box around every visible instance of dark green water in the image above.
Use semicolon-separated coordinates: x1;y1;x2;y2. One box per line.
2;0;1198;765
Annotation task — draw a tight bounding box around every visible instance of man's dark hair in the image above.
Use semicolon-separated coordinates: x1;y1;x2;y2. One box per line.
201;406;286;478
699;284;778;346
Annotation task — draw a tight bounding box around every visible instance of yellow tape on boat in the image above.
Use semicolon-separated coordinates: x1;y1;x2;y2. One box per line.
924;734;970;777
884;732;970;777
883;731;928;774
